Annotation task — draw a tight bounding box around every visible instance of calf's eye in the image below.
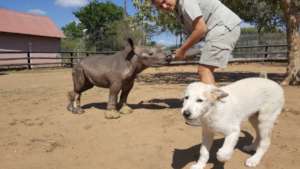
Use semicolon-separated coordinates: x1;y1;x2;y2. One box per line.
184;96;189;100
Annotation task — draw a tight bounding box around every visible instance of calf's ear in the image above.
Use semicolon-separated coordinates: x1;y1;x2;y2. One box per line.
126;38;134;50
124;38;135;61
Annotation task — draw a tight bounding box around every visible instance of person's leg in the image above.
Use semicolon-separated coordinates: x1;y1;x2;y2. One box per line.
197;64;216;85
198;25;240;85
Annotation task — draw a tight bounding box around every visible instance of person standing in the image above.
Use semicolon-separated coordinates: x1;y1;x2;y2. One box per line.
152;0;241;85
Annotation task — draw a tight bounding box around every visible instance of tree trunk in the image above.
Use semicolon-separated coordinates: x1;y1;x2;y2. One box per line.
281;0;300;85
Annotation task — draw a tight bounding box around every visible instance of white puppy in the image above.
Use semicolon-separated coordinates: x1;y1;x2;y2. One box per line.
181;78;284;169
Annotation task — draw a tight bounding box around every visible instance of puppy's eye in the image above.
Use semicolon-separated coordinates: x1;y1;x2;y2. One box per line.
184;96;189;100
196;99;203;103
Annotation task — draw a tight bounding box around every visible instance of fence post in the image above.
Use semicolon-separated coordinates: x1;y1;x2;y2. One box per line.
264;45;269;58
70;52;73;68
27;52;31;69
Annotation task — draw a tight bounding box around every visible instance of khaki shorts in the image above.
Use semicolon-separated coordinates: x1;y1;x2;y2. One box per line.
199;25;241;68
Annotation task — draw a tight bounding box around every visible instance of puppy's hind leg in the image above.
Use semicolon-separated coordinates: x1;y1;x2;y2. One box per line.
243;113;260;152
245;108;281;167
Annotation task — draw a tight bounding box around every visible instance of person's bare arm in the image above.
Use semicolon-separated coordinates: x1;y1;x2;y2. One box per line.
175;16;208;60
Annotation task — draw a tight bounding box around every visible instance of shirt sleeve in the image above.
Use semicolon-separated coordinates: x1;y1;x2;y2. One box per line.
182;0;203;21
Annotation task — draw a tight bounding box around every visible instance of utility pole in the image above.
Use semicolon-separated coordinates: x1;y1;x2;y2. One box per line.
124;0;127;17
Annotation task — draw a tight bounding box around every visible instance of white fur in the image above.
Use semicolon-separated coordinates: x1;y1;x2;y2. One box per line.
181;78;284;169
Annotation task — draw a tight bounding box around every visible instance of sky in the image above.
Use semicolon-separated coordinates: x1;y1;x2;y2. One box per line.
0;0;178;46
0;0;251;46
0;0;137;28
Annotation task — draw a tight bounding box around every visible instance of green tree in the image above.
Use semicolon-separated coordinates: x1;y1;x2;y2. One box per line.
241;27;258;34
61;21;87;52
62;21;84;38
280;0;300;85
222;0;284;33
74;0;124;50
221;0;300;85
102;17;146;49
223;0;300;85
132;0;182;44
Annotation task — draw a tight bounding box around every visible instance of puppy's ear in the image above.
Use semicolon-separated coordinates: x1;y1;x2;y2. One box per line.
206;88;228;101
211;88;228;100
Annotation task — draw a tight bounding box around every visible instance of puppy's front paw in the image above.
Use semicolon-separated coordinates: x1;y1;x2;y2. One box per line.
217;149;233;162
245;156;260;167
190;163;204;169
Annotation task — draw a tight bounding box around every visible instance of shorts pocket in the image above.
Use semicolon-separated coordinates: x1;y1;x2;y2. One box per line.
211;42;231;50
205;26;229;41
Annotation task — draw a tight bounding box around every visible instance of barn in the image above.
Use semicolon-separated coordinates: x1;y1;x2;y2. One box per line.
0;8;64;68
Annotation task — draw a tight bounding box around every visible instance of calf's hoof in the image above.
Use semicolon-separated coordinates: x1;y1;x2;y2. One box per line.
120;105;133;114
67;104;74;112
105;110;120;119
67;104;84;114
73;107;85;114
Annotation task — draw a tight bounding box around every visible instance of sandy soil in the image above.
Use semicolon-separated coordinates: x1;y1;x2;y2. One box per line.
0;63;299;169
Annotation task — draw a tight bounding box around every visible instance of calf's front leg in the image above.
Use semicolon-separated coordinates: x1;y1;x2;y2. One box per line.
119;80;134;114
105;83;122;119
73;92;84;113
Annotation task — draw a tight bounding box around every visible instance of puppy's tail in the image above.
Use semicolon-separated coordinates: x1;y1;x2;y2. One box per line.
259;71;268;79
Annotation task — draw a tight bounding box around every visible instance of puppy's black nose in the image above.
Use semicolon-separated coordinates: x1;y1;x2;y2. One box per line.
183;110;191;118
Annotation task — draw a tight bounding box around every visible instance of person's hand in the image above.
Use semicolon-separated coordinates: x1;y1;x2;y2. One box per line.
175;48;187;60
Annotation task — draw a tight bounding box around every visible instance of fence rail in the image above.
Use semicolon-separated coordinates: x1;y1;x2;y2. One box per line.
0;44;288;70
0;51;116;70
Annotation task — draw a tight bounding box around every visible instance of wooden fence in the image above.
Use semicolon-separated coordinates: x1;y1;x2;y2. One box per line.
0;44;288;70
0;51;115;70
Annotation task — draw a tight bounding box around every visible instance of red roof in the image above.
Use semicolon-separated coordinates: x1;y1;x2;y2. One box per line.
0;8;64;38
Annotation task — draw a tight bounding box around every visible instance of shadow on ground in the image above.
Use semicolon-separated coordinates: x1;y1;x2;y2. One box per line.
82;71;284;111
82;98;182;111
0;72;8;75
171;131;254;169
138;72;286;85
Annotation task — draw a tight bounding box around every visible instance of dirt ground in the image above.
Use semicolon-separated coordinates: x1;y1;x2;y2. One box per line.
0;63;299;169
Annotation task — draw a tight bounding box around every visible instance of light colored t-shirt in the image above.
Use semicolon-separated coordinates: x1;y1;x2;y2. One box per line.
176;0;241;35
